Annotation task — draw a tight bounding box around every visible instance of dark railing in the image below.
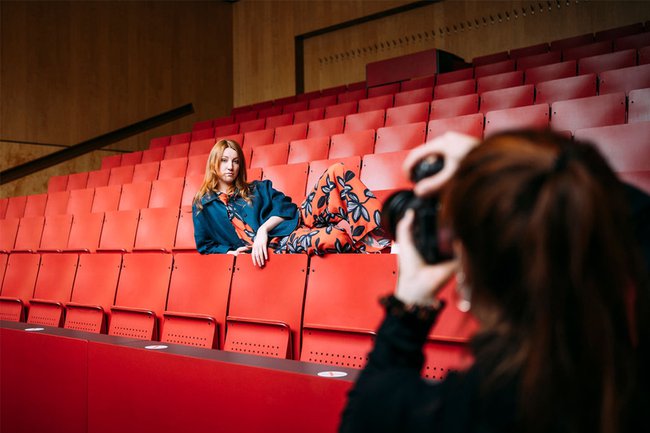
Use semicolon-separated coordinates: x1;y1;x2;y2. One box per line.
0;103;194;185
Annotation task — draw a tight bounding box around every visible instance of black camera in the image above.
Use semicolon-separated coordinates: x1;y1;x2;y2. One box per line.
381;157;453;264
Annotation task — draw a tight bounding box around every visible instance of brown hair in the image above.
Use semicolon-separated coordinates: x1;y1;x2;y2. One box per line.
441;130;648;433
193;139;252;210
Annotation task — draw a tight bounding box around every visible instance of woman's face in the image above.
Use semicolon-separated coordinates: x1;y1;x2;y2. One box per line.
216;147;240;188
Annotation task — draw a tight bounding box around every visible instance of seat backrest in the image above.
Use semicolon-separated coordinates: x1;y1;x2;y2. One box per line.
307;116;344;139
360;150;411;191
535;73;597;105
163;143;190;160
473;51;510;66
430;94;479;120
385;102;430;127
45;191;71;216
191;127;216;142
436;68;473;85
24;194;47;217
306;156;362;197
524;60;576;85
107;165;134;186
149;136;171;149
367;82;399;98
173;206;196;251
189;138;217;157
163;253;234;348
484;104;550;137
14;216;45;252
574;122;650;173
134;207;180;252
344;109;385;133
615;31;650;50
181;174;204;207
477;70;524;93
5;196;27;219
515;50;562;71
393;87;433;107
121;151;143;167
28;253;79;325
288;137;330;164
261;162;309;205
308;95;337;109
243;128;275;148
433;79;476;100
400;75;436;90
300;254;397;368
66;188;95;215
0;198;6;219
325;101;358;119
47;175;68;193
274;123;308;144
628;88;650;123
293;108;324;124
66;172;89;191
250;142;290;168
474;59;516;78
142;147;165;164
118;182;152;211
170;132;191;146
39;214;74;252
97;209;140;252
239;118;266;134
578;48;637;75
550;92;626;133
158;157;188;180
186;154;208;178
595;23;644;41
226;254;309;359
358;94;394;113
427;113;485;140
0;253;7;287
149;178;184;209
550;33;594;51
132;161;160;183
599;64;650;95
265;113;293;129
329;130;376;159
0;253;41;321
562;40;612;62
101;154;122;170
337;89;366;104
86;169;110;189
0;218;20;253
65;212;104;253
374;122;427;154
479;84;535;113
257;105;282;118
282;100;309;114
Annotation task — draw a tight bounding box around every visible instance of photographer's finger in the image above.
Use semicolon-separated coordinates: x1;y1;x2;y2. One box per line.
395;209;422;264
412;165;454;197
403;142;443;178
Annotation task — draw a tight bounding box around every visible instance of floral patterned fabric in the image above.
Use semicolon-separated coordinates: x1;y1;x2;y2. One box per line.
218;163;391;255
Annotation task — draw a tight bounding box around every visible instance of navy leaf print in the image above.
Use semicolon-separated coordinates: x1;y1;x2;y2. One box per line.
374;210;382;226
352;225;365;238
344;170;355;181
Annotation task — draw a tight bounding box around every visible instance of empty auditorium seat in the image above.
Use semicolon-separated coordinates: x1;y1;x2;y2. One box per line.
474;59;516;78
394;87;433;106
141;147;165;164
265;113;293;129
234;111;258;123
306;156;362;197
429;93;480;120
374;122;427;154
578;49;637;75
435;68;473;85
248;167;262;181
147;178;183;209
189;138;216;156
288;137;330;164
193;119;213;131
477;70;524;93
101;154;122;170
162;254;234;349
0;199;6;220
563;40;612;61
510;42;550;59
524;60;577;84
132;161;160;183
484;104;550;137
300;254;398;368
307;117;344;139
400;75;436;91
64;252;122;333
65;188;94;215
107;165;134;186
169;132;191;146
615;31;650;50
181;174;203;208
47;175;68;193
515;50;562;70
337;89;367;104
385;102;430;127
243;129;275;148
97;209;140;252
27;253;78;327
427;113;485;140
214;123;240;137
282;100;309;114
574;122;650;173
367;82;400;98
433;79;476;100
173;206;196;251
164;143;190;160
158;157;188;179
472;51;509;66
595;22;644;41
118;182;152;211
479;84;534;113
309;95;338;109
239;118;266;134
109;253;173;340
535;73;597;105
550;33;594;51
550;92;626;132
38;214;73;252
321;85;347;96
66;172;89;191
360;150;411;191
250;143;290;168
257;105;282;118
44;191;69;216
23;194;47;217
328;130;376;159
0;218;19;252
186;154;209;178
65;212;104;253
149;136;171;149
13;216;45;252
224;254;308;359
261;162;309;205
358;94;394;113
325;101;358;119
344;110;385;133
347;81;367;91
5;196;27;219
0;253;40;321
628;88;650;123
294;108;325;124
213;115;235;127
599;64;650;95
133;207;180;252
121;151;143;167
191;127;216;142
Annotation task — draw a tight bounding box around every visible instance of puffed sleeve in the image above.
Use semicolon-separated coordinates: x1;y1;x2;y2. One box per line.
251;180;300;237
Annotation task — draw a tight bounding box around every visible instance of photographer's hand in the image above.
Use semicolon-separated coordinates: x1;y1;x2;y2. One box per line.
403;131;480;197
395;210;458;307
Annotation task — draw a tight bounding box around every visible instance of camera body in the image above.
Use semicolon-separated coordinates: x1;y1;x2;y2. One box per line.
381;157;452;264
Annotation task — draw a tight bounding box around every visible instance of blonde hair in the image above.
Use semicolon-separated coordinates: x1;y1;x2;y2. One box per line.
193;139;251;210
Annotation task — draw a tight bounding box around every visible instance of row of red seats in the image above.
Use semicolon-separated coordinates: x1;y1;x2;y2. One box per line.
0;252;476;378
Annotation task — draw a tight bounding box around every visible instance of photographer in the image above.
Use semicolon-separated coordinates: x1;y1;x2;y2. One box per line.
339;130;650;433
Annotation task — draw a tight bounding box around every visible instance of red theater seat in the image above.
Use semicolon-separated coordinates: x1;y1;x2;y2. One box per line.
132;161;160;183
478;69;525;93
550;33;594;51
574;122;650;173
344;109;385;133
0;218;19;253
385;102;430;127
47;175;68;193
358;94;394;113
149;136;171;149
435;68;473;85
87;169;111;189
282;100;309;114
173;206;196;251
191;127;216;142
162;253;234;349
479;84;534;113
433;79;476;100
121;151;143;167
159;158;188;180
214;123;239;137
38;214;73;252
141;147;165;164
27;253;79;327
257;105;282;118
515;51;562;71
615;31;650;50
239;118;266;134
484;104;550;137
234;111;258;123
400;75;436;91
306;156;362;197
474;59;516;78
24;194;47;217
224;254;308;359
551;92;626;133
5;196;27;219
599;65;650;95
309;95;337;109
181;174;203;208
149;178;184;209
337;89;367;104
265;113;293;129
101;154;121;170
107;165;134;186
578;49;637;75
13;216;45;252
360;151;411;191
325;101;358;119
429;93;480;120
595;23;644;41
118;182;152;211
628;88;650;123
288;137;330;164
133;207;179;252
65;212;104;253
97;209;139;252
393;87;433;107
164;143;189;160
274;123;307;144
169;132;191;146
307;117;344;139
367;82;400;98
524;60;577;85
300;254;398;368
535;73;597;105
374;122;427;154
185;154;208;178
563;40;612;61
66;188;94;215
472;51;509;67
66;172;89;191
262;162;309;205
189;138;216;157
294;108;325;124
44;191;69;216
328;130;376;159
427;113;484;140
0;253;40;321
250;143;289;168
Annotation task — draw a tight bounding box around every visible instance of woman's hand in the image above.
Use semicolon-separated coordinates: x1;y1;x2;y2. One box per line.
395;210;458;306
227;246;251;256
251;228;269;267
403;131;480;197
